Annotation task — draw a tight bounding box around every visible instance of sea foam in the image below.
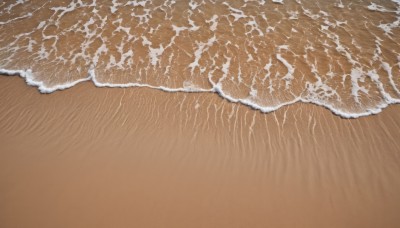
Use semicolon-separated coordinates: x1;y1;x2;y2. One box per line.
0;0;400;118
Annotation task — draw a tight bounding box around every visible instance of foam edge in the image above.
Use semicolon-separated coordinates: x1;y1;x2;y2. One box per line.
1;68;398;119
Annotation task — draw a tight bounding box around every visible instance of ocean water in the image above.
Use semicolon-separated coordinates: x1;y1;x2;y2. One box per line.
0;0;399;118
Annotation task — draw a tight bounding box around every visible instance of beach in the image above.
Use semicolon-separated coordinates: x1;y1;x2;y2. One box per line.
1;75;400;227
1;0;400;227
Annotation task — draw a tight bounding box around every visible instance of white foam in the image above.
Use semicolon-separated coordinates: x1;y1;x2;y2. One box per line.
2;0;400;119
206;15;219;31
335;0;344;8
127;0;148;7
189;36;217;74
288;11;299;20
367;3;392;12
149;46;165;66
189;0;199;10
350;68;369;104
276;54;295;87
245;17;264;36
0;69;91;94
381;62;400;96
2;67;399;118
272;0;284;4
223;3;248;21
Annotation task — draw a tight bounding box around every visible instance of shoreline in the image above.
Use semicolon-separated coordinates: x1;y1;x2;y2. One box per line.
1;70;398;119
2;0;400;226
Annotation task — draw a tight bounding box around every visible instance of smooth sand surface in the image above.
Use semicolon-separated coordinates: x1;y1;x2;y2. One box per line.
1;75;400;228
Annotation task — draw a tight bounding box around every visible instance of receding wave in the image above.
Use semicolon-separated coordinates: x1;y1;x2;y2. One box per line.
0;0;399;118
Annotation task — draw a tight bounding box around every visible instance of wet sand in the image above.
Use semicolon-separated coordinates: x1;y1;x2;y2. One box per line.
1;75;400;228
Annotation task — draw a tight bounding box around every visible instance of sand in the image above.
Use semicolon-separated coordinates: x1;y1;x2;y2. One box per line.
1;75;400;228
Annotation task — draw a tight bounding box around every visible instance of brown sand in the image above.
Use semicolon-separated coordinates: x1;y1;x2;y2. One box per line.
1;75;400;228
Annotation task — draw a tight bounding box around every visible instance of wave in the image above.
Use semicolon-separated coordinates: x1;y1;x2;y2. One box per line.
1;67;397;119
1;0;400;118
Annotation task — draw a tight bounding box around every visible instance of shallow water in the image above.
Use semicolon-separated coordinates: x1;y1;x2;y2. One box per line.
0;0;400;117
